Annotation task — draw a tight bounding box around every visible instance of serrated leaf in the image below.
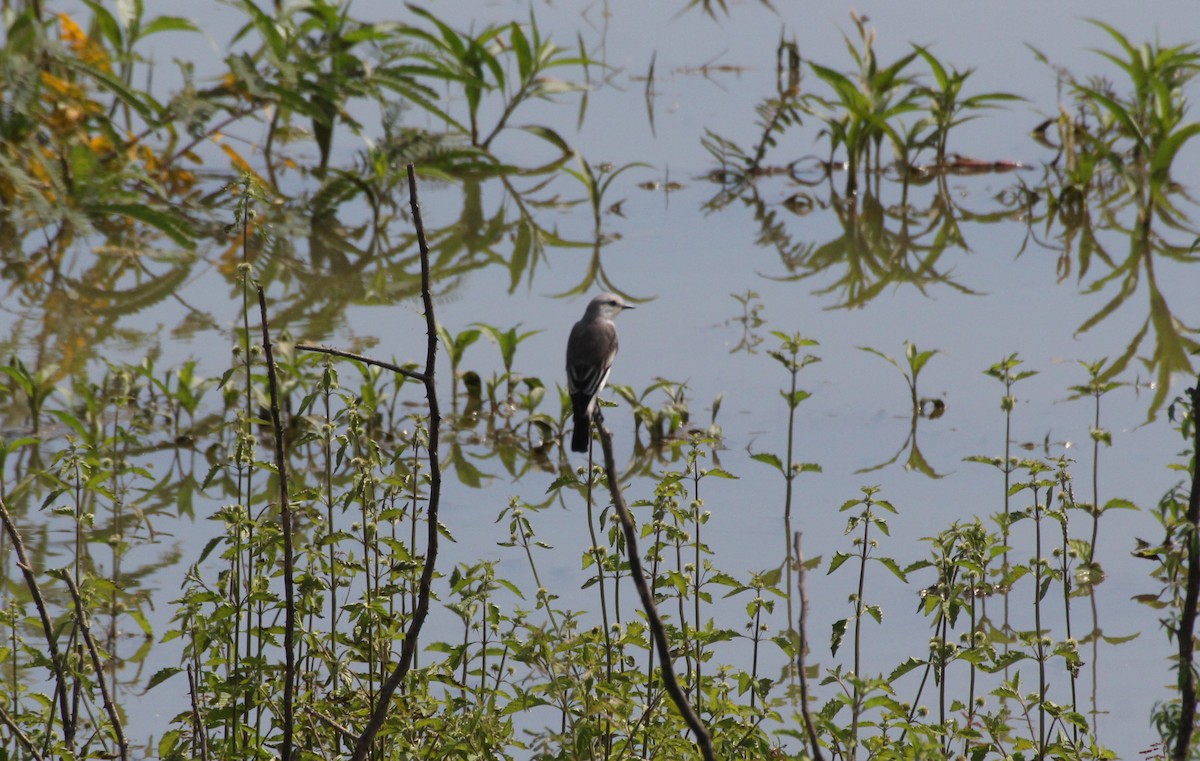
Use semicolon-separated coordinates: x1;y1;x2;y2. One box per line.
197;535;223;564
751;452;783;471
876;556;907;582
1102;497;1138;511
87;202;194;247
887;656;925;681
982;650;1029;673
830;617;848;657
828;551;852;574
146;667;182;690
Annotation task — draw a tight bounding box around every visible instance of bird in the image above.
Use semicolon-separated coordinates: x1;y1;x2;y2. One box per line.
566;293;634;453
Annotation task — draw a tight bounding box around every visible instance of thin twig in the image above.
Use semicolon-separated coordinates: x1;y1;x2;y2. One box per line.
0;701;44;761
187;664;210;761
62;575;128;761
351;163;443;761
794;532;825;761
584;436;615;758
295;343;426;382
0;495;72;748
596;423;715;761
304;705;358;743
1173;381;1200;761
256;285;296;761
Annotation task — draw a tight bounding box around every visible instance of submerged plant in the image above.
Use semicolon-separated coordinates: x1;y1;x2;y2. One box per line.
399;6;587;151
1031;21;1200;417
803;12;922;195
910;46;1023;168
856;341;945;477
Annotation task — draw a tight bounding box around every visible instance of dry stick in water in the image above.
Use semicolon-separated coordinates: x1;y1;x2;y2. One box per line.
794;532;825;761
1174;380;1200;761
256;285;297;761
0;495;72;749
62;574;128;761
596;424;715;761
350;163;443;761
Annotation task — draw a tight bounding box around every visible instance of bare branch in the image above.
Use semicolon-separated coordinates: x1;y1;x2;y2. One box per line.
62;574;128;761
187;664;210;761
596;423;715;761
256;285;297;761
351;163;444;761
0;495;72;748
0;701;44;761
295;342;426;382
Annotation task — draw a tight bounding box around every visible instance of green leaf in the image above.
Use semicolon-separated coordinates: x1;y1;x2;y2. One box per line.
146;667;182;690
74;61;161;122
127;607;154;636
83;0;124;49
510;21;532;81
780;389;812;409
982;650;1029;673
751;452;783;472
88;203;196;249
828;551;852;574
1101;497;1139;512
857;345;899;368
876;556;907;582
830;617;849;657
521;124;572;156
888;656;926;681
47;409;90;439
140;16;201;36
197;535;224;564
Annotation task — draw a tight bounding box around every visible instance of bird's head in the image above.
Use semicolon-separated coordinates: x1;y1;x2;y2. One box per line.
587;293;635;320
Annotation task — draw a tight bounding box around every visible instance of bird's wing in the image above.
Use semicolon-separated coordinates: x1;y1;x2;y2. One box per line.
568;362;612;398
566;319;618;397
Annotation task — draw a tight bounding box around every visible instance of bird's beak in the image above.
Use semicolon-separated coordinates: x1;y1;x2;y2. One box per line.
623;304;635;310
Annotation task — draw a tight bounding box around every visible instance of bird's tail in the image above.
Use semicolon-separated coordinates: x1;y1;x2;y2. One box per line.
571;404;591;453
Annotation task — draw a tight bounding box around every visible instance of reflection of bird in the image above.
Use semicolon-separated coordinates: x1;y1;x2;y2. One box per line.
566;293;634;453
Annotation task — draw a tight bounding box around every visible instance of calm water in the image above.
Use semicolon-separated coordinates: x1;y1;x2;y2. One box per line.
6;1;1200;757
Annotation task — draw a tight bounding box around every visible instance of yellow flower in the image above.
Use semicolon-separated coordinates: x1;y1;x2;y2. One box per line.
58;13;112;72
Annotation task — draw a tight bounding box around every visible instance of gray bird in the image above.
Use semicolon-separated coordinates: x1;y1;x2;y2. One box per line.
566;293;634;453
